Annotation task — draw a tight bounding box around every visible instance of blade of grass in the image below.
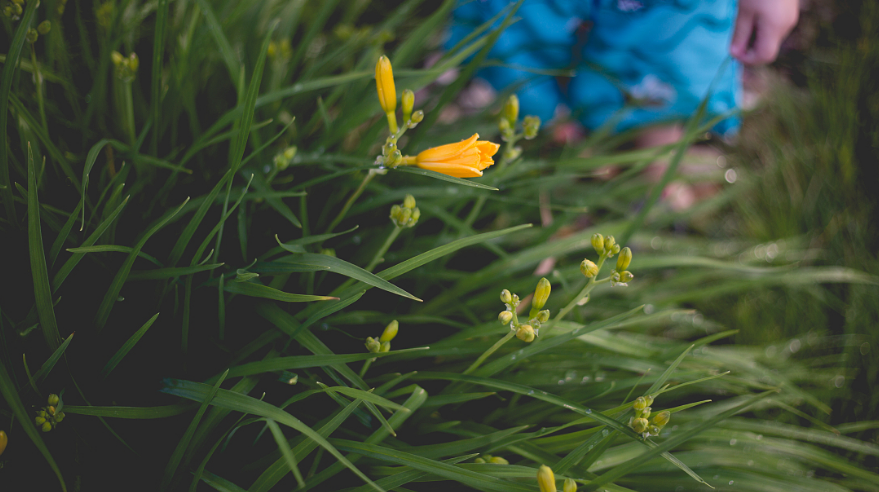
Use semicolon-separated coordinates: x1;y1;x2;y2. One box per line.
101;313;159;378
392;167;499;191
49;200;82;267
33;332;74;383
28;144;61;350
128;263;223;281
223;281;338;303
265;419;306;488
66;245;163;267
151;0;168;154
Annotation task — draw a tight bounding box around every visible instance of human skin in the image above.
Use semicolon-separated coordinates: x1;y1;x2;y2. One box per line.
730;0;800;65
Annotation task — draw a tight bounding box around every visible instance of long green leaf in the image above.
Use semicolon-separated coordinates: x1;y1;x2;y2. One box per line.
66;245;163;267
33;332;74;383
63;401;197;418
101;313;160;378
28;143;61;350
221;347;428;380
392;166;499;190
0;355;67;491
128;263;223;281
160;379;383;492
224;281;338;302
0;0;39;220
95;197;190;330
265;419;305;488
151;0;168;153
49;200;82;267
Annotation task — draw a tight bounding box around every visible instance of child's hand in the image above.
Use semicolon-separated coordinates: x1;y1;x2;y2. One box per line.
730;0;799;65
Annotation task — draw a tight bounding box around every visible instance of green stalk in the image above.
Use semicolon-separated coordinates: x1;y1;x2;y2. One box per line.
464;330;516;375
364;225;401;273
540;255;610;338
325;168;376;234
31;47;48;133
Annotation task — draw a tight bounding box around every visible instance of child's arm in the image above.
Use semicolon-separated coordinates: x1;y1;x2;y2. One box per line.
730;0;800;65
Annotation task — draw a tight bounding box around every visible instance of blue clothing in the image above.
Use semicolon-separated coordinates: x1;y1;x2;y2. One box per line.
448;0;741;136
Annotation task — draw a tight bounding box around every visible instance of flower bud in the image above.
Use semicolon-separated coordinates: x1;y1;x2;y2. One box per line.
511;294;520;306
603;236;616;255
532;278;551;310
580;259;599;278
523;116;541;140
41;421;53;432
0;430;6;457
498;311;513;325
379;341;391;353
610;244;621;256
647;424;661;436
631;417;649;434
26;28;38;44
500;289;512;304
474;457;486;464
644;394;654;406
489;456;509;465
563;478;578;492
616;247;632;272
35;416;46;425
537;465;556;492
401;89;415;123
54;412;65;423
620;271;634;283
47;406;56;416
652;411;670;427
403;194;416;209
498;117;511;133
503;95;519;125
408;110;424;127
37;20;52;35
375;56;396;115
536;310;550;323
633;396;647;411
380;320;398;343
640;407;652;419
48;394;60;406
365;337;380;353
516;324;535;343
591;235;605;256
111;51;124;66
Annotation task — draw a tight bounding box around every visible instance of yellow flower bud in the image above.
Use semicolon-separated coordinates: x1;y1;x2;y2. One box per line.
375;56;396;114
365;337;380;353
500;289;512;304
503;95;519;125
498;311;513;325
41;421;53;432
47;406;56;416
648;424;661;436
35;416;46;425
532;278;551;311
610;244;621;256
563;478;578;492
403;194;416;209
644;395;654;406
620;271;634;283
402;89;415;123
652;411;670;427
474;457;486;464
380;320;399;343
26;28;38;44
603;236;616;255
489;456;509;465
591;233;605;255
616;247;632;272
516;324;535;343
537;465;556;492
379;341;391;353
523;115;541;139
0;430;6;456
54;412;65;423
633;396;647;411
38;20;51;35
48;394;60;406
580;259;599;278
267;41;277;58
631;417;649;434
408;110;424;127
536;310;550;323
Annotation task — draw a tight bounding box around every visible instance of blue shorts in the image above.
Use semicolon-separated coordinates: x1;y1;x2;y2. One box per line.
447;0;741;137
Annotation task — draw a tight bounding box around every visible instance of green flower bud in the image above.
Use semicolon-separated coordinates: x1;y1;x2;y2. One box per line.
503;95;519;124
516;324;535;343
580;259;599;278
610;244;621;256
537;465;556;492
26;28;38;44
523;115;541;140
504;146;522;161
38;20;51;35
474;457;486;464
489;456;509;465
35;416;46;426
283;146;297;161
365;337;380;353
54;412;65;423
41;421;53;432
319;248;336;257
603;236;616;255
633;396;647;411
652;411;670;427
47;406;56;416
379;341;391;353
631;417;649;434
408;110;424;128
511;294;520;306
380;320;399;343
644;395;654;406
536;310;550;323
563;478;578;492
498;311;513;325
498;117;511;133
401;89;415;123
111;51;124;66
640;407;652;419
403;194;416;209
620;271;634;283
48;394;60;406
591;233;605;255
500;289;512;305
616;247;632;272
532;278;551;310
647;424;661;436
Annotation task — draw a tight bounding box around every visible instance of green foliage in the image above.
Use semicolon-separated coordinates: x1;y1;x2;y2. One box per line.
1;1;876;491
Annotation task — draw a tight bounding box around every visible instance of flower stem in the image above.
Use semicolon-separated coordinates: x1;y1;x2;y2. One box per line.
540;255;608;338
365;225;401;272
359;357;375;378
464;330;516;375
30;47;48;133
325;168;377;234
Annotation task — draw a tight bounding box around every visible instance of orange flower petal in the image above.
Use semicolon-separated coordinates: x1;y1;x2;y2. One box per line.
416;134;479;162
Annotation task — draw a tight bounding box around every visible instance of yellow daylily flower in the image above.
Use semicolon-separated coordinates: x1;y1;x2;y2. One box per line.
375;55;398;133
403;134;500;178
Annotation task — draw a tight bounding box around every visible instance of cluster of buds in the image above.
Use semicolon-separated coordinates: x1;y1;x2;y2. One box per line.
375;55;423;137
267;39;292;60
111;51;139;82
579;234;634;287
2;0;23;19
389;194;420;228
365;320;398;355
273;146;297;171
474;455;509;464
497;95;542;161
499;278;551;343
536;464;576;492
34;394;65;433
628;395;670;438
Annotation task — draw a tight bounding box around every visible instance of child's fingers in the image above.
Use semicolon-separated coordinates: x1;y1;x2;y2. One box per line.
729;9;755;60
746;19;785;65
